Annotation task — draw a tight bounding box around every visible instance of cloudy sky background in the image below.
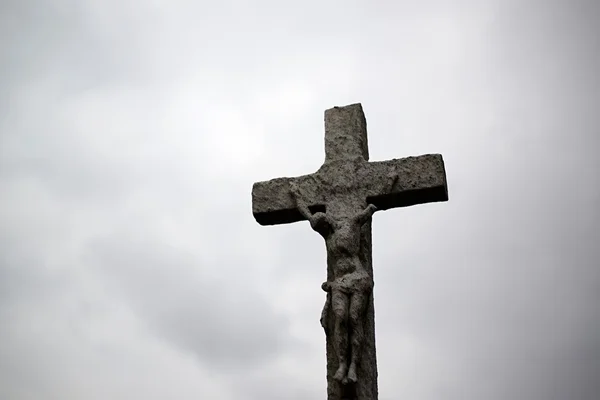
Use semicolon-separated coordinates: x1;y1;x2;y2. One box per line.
1;0;599;399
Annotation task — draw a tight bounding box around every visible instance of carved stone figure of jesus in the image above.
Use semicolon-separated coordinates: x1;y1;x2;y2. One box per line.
253;104;448;400
290;182;380;385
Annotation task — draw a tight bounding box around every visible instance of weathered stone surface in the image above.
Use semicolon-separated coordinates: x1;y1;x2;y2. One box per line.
289;181;376;387
251;103;449;400
324;104;369;163
252;154;448;226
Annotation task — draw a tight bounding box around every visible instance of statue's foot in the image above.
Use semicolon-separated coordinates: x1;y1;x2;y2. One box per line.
333;363;348;382
347;363;358;383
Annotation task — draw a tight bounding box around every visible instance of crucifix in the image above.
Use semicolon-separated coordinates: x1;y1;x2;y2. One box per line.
251;103;448;400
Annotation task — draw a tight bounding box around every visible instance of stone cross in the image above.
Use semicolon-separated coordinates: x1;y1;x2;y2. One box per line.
251;103;448;400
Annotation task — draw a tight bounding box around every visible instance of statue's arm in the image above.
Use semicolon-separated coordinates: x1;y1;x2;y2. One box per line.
290;182;331;236
290;183;313;220
387;167;399;192
351;169;395;226
354;204;377;226
320;284;331;332
310;212;331;236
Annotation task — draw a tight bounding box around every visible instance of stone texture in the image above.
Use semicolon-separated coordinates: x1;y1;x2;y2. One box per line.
251;103;448;400
324;104;369;163
252;154;448;226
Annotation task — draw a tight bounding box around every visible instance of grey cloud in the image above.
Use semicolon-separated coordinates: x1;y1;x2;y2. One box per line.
87;233;297;370
1;0;599;399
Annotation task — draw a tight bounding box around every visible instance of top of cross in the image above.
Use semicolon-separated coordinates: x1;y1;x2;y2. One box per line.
324;103;369;163
251;103;448;226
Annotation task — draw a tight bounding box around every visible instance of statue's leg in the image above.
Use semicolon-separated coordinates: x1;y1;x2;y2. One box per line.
331;289;349;382
347;291;369;383
321;291;332;333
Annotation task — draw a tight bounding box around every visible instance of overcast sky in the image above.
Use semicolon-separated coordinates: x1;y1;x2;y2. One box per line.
1;1;599;399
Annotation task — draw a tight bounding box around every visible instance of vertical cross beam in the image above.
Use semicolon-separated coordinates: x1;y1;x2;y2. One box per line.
322;105;378;400
251;104;448;400
324;104;369;163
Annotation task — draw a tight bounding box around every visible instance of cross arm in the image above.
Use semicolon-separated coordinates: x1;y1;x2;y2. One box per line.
252;174;326;226
364;153;448;210
252;154;448;225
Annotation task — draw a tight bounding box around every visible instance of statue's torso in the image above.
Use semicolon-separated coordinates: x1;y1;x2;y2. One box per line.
325;218;371;293
327;220;360;257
